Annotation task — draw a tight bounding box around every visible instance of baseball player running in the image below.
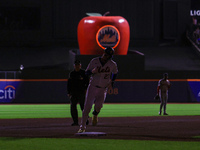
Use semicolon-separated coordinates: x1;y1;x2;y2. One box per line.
78;47;118;133
157;73;171;115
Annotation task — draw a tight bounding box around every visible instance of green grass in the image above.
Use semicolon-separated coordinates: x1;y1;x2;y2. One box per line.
0;103;200;150
0;138;200;150
0;103;199;119
0;104;70;119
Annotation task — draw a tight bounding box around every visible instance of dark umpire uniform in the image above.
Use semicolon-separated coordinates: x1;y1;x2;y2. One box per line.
67;60;89;126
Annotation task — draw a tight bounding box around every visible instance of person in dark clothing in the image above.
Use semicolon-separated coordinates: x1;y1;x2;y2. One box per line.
67;60;89;126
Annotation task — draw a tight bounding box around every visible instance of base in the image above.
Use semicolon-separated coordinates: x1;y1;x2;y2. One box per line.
75;132;107;137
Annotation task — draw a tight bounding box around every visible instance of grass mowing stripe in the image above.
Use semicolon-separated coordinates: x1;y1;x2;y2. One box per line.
0;138;200;150
100;103;200;117
0;104;70;119
0;103;200;119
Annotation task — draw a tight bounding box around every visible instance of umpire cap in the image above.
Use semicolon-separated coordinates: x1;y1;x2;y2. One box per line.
74;60;81;64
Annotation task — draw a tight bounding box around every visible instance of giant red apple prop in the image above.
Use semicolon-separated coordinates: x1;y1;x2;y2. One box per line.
77;12;130;55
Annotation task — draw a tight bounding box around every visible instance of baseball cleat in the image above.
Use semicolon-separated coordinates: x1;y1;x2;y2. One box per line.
163;112;168;115
92;115;98;126
77;128;85;133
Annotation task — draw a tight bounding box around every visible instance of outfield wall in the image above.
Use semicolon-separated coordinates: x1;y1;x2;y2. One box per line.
0;79;199;103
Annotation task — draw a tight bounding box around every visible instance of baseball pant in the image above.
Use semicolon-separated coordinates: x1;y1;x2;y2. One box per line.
159;92;168;113
80;84;107;129
70;93;85;124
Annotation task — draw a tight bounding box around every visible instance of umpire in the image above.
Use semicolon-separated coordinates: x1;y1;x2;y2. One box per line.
67;60;89;126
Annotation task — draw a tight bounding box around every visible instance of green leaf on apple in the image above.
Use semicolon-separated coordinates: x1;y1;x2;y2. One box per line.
86;13;102;16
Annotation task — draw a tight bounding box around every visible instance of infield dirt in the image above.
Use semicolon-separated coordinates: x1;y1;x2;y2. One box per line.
0;116;200;141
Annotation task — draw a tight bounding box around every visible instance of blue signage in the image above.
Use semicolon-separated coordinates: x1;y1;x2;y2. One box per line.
0;81;20;103
188;81;200;102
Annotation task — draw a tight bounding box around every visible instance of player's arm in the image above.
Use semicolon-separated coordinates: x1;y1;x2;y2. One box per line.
85;70;93;76
85;68;99;76
67;78;72;97
157;80;161;95
110;63;118;87
168;80;171;89
85;68;99;75
157;86;160;95
85;59;96;76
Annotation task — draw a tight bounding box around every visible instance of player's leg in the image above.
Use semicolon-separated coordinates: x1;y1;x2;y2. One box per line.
94;88;106;112
159;100;163;115
79;93;85;111
70;96;79;126
159;92;163;115
163;94;168;115
78;85;95;132
92;88;107;125
79;94;89;125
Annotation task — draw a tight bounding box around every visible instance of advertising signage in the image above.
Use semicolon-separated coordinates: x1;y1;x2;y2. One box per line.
0;81;20;103
190;0;200;16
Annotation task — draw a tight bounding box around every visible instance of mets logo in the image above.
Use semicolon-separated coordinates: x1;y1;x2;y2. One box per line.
0;85;16;100
96;25;120;49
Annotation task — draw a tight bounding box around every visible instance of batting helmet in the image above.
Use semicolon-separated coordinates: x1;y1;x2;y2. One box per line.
104;47;114;56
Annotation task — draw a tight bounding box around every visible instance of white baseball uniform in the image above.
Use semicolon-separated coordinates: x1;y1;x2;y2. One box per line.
80;57;118;130
158;79;170;114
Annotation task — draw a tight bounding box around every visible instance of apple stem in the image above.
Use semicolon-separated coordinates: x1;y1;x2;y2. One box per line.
103;11;110;16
